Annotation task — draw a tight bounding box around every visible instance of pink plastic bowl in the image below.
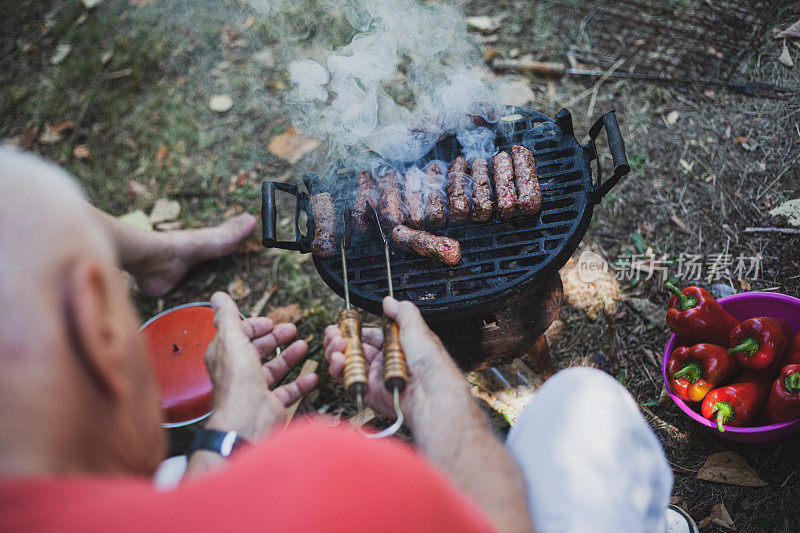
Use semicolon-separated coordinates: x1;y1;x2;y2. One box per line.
662;291;800;443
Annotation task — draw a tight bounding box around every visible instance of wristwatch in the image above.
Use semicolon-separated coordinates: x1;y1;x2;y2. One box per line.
188;429;249;458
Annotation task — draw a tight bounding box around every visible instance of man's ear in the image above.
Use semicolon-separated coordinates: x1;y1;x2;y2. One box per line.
63;258;127;400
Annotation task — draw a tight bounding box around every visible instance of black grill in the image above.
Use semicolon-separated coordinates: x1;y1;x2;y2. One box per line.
261;107;629;322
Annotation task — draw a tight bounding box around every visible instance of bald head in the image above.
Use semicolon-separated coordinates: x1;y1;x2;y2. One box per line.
0;148;165;477
0;148;116;357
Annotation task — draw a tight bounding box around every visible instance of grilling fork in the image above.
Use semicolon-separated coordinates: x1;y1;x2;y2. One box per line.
365;203;407;438
338;201;369;423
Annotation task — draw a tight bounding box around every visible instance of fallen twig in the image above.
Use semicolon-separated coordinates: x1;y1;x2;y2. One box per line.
744;227;800;235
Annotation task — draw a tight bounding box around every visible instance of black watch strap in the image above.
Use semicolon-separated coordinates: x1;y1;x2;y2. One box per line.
188;429;249;458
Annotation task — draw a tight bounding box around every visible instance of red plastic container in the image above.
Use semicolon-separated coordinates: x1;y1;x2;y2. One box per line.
663;291;800;443
140;303;215;428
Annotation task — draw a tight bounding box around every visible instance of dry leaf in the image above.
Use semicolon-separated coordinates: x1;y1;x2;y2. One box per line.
208;94;233;112
227;278;252;301
495;78;535;107
482;46;501;63
253;47;276;68
779;40;794;67
697;451;767;487
774;19;800;39
266;303;302;324
665;110;679;125
267;127;321;164
155;145;168;165
710;503;736;531
38;123;64;145
118;210;153;231
20;128;37;150
72;144;91;160
733;136;748;145
149;198;180;223
242;16;255;30
126;180;152;200
51;43;71;65
769;199;800;227
466;16;499;33
52;120;75;134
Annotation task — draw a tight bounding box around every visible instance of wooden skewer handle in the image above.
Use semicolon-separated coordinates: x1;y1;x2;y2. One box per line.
339;309;368;397
382;315;408;392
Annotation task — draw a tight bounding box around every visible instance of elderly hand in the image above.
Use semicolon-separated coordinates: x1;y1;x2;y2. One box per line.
204;292;317;441
324;297;464;422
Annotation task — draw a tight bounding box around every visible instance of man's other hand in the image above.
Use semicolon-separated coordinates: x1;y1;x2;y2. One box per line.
324;297;463;421
204;292;317;441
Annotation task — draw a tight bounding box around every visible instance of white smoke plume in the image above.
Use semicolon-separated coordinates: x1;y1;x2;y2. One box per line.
281;0;499;164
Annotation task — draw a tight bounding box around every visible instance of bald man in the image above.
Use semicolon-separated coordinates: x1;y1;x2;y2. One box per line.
0;149;692;533
0;148;536;533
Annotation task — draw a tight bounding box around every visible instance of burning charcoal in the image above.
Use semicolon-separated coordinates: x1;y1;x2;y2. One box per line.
310;192;337;257
492;151;516;219
446;156;471;224
353;170;377;233
378;168;405;228
511;145;542;217
470;158;493;222
423;161;447;229
404;167;426;229
392;224;461;266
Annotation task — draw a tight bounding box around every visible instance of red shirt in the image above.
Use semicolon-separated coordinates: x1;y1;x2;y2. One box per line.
0;421;495;532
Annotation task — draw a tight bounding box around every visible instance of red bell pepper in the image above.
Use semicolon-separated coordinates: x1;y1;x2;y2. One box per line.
701;368;775;432
664;282;739;345
666;343;739;402
728;317;790;370
762;364;800;424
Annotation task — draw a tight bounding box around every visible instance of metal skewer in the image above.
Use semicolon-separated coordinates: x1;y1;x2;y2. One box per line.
338;201;369;426
365;203;407;439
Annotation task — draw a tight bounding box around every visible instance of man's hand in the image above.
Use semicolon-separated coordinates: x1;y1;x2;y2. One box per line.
325;296;534;533
204;292;318;441
324;296;465;424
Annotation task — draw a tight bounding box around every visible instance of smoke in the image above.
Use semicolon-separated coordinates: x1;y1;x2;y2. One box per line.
284;0;499;164
457;127;499;162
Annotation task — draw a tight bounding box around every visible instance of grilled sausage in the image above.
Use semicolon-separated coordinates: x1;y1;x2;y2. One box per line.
423;162;447;229
310;192;337;257
353;171;377;233
446;156;471;224
492;151;516;219
470;158;493;222
511;145;542;216
378;168;405;228
392;224;461;266
404;167;425;229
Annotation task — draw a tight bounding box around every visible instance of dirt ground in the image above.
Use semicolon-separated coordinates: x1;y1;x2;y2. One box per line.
3;1;800;531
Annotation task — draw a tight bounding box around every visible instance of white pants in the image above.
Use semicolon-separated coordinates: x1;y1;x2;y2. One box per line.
506;367;673;533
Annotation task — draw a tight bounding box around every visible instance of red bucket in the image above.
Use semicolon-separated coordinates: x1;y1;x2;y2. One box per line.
140;303;216;428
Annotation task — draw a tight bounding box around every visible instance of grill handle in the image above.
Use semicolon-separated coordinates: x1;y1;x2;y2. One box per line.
260;181;312;252
587;111;630;203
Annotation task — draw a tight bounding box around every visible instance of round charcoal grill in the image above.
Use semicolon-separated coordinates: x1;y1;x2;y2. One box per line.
260;107;629;323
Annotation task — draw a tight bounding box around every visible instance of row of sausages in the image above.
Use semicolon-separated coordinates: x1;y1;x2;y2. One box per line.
310;144;541;266
310;189;462;266
353;144;541;233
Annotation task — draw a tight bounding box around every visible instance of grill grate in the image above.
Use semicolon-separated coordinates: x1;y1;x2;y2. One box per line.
261;107;629;321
